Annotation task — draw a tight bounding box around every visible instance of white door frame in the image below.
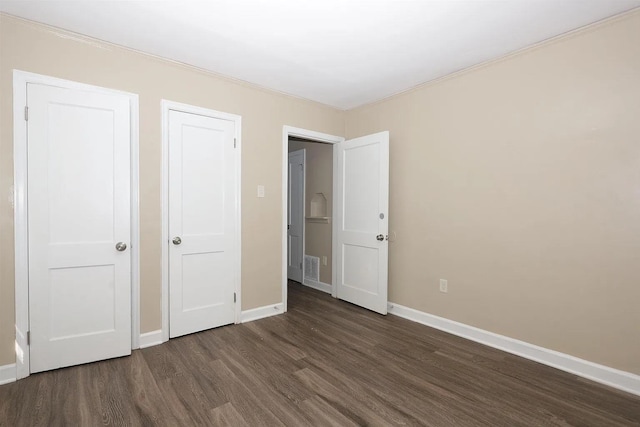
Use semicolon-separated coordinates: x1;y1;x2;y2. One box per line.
161;100;242;342
13;70;140;380
287;149;306;283
281;126;344;311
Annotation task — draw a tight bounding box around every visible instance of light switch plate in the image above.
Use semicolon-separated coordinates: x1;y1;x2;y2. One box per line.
257;185;265;198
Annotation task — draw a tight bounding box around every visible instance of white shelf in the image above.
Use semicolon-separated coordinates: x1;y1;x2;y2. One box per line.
305;216;331;224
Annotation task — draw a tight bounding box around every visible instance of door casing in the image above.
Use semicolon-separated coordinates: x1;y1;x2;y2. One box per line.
13;70;140;380
161;100;242;343
281;126;344;311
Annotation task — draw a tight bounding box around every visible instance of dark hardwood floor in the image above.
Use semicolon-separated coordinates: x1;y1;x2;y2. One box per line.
1;281;639;426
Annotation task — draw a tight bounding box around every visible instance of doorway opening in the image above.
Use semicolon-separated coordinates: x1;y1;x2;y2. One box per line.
282;127;343;311
287;138;334;291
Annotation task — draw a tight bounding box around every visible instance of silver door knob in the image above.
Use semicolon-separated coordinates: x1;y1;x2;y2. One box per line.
115;242;127;251
376;234;384;241
172;237;182;245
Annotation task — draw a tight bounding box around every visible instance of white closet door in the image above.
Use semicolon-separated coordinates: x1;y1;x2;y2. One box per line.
168;110;236;338
287;149;305;282
335;131;389;314
28;83;132;373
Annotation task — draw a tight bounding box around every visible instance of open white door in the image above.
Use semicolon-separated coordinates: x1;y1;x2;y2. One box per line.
287;149;305;282
335;131;389;314
168;110;237;338
27;83;132;372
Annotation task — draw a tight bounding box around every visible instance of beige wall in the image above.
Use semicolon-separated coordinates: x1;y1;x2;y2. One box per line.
289;139;333;284
346;11;640;374
0;14;344;366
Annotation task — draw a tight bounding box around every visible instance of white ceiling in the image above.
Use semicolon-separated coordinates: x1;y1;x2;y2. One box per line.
1;1;639;109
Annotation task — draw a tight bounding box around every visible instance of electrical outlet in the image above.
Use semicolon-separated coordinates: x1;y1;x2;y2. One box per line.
257;185;265;198
439;279;448;293
322;256;327;266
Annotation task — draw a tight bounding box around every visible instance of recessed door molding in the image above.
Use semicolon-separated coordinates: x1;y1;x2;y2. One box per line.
13;70;140;380
161;100;242;343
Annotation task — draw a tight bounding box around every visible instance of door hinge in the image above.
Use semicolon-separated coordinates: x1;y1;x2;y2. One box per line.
234;138;236;148
27;331;30;345
24;106;29;121
233;292;236;303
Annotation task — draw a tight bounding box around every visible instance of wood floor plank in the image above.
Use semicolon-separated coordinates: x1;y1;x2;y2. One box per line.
204;358;287;426
294;367;394;425
216;342;314;425
1;281;639;426
209;402;250;426
127;351;181;426
298;396;361;427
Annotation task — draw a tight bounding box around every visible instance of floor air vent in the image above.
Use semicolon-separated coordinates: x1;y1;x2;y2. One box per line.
304;255;320;282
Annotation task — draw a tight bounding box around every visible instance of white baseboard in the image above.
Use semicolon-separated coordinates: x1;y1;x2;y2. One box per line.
0;363;16;385
240;302;284;323
302;278;332;294
387;302;640;397
139;329;164;349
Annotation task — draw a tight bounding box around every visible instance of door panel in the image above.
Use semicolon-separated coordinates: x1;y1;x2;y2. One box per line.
335;131;389;314
49;265;116;338
169;110;236;338
343;142;380;233
287;150;305;282
343;245;379;294
28;83;132;373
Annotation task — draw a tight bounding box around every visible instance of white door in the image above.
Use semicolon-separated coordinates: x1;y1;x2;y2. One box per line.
287;149;305;282
27;83;132;373
168;110;237;338
335;131;389;314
